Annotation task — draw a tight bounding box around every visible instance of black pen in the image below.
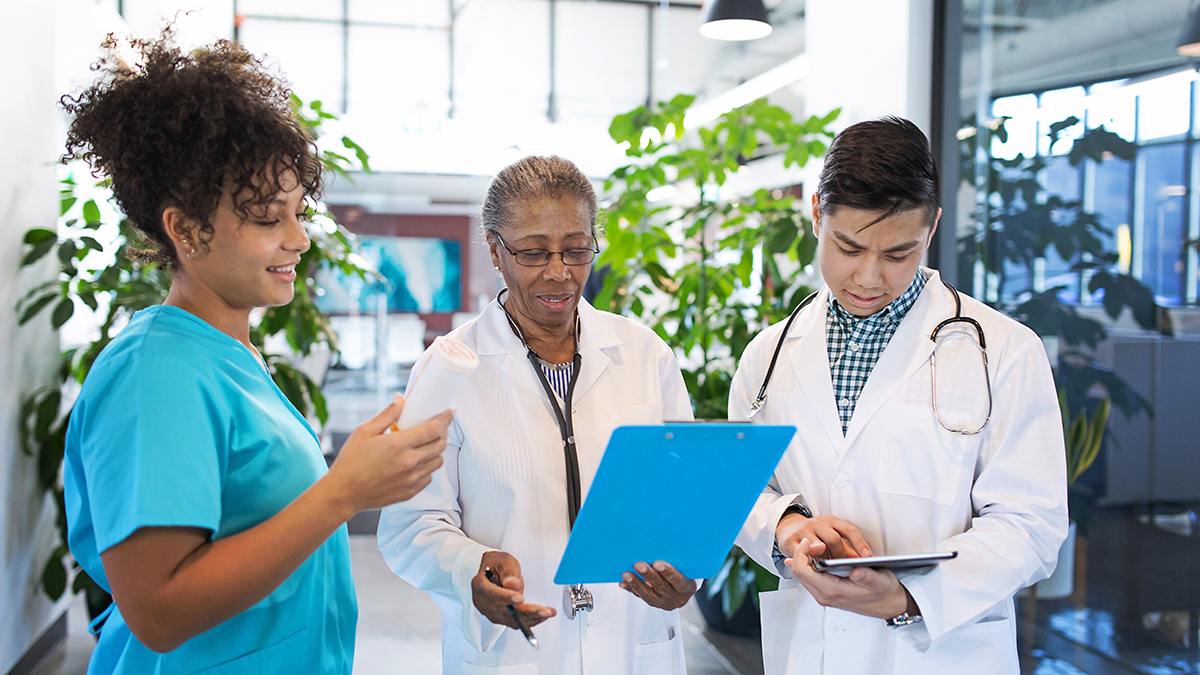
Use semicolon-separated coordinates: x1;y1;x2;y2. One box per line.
484;567;539;650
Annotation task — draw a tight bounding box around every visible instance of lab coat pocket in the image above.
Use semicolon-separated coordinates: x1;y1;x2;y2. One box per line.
460;663;539;675
877;404;968;506
906;617;1017;674
759;587;800;675
632;631;681;675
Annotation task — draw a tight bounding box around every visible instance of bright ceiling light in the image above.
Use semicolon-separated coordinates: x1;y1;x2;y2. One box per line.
700;0;772;41
683;54;809;129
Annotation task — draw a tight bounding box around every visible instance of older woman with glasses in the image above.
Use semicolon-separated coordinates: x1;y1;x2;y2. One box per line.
377;155;697;675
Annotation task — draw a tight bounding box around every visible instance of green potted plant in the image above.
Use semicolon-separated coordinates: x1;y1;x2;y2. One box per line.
16;95;375;621
599;94;838;633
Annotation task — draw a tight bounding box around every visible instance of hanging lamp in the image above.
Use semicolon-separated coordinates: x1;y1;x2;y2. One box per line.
699;0;772;41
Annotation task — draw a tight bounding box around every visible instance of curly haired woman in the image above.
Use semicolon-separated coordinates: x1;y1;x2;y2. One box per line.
60;31;452;674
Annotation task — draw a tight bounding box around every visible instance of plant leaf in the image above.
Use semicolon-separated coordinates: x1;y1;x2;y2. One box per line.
41;556;67;601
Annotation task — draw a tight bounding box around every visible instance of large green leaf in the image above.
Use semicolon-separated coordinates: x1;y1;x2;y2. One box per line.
22;237;57;266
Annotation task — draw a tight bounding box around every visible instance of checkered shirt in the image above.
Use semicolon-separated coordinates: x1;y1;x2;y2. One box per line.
827;270;928;435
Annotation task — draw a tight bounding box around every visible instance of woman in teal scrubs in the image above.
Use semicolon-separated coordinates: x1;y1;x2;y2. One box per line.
60;33;452;674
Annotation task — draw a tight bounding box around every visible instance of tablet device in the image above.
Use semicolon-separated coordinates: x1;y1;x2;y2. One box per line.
813;551;958;577
553;424;795;585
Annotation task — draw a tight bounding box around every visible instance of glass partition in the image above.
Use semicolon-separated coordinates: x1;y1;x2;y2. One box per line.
951;1;1200;671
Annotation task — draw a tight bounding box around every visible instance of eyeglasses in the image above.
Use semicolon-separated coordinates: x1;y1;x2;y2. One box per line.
494;233;599;267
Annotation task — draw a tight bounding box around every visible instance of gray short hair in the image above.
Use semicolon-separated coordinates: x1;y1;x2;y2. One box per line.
480;155;599;238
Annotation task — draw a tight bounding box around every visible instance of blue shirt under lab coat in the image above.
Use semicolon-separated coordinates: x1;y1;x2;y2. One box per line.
64;305;357;674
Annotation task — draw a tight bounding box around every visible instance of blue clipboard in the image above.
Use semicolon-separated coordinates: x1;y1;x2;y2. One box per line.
553;423;795;585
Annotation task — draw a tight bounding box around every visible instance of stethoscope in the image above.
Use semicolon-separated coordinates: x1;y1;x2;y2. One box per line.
496;290;594;619
747;279;993;436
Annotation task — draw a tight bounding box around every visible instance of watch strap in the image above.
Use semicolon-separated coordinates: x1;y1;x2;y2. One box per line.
885;612;924;628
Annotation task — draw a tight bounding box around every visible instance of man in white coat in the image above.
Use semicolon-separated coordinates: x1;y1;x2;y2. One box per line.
731;117;1069;675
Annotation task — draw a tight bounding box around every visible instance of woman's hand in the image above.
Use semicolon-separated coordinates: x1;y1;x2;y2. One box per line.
620;561;697;610
472;551;556;629
776;513;872;561
324;394;453;517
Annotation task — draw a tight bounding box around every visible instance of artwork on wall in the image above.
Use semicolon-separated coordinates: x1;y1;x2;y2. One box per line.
315;235;462;314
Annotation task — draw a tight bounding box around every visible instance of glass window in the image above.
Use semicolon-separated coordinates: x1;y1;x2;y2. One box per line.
453;0;552;123
1190;143;1200;302
348;0;450;25
1136;143;1187;304
346;25;450;120
239;19;344;111
1090;155;1133;265
554;1;648;122
1137;75;1191;142
1039;87;1086;156
1087;79;1135;142
991;94;1037;160
238;0;342;21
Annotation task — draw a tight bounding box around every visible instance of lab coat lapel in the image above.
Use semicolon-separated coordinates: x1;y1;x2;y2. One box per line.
786;288;845;449
571;300;616;404
475;299;552;403
843;269;945;446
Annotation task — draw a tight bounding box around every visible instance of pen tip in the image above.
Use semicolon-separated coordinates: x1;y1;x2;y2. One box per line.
530;638;539;650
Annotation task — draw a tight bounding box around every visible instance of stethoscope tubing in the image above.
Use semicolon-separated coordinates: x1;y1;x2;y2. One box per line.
749;279;992;435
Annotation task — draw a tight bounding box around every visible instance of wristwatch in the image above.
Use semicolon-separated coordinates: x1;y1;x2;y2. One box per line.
782;502;813;519
885;612;923;628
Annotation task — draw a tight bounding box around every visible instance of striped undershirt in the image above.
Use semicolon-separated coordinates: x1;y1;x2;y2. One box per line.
539;359;574;401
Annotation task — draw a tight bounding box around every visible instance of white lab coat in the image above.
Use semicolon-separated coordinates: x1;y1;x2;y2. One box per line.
731;269;1068;675
378;298;694;675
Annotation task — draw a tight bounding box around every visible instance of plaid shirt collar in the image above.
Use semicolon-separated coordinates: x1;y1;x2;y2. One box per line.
826;270;928;434
828;269;928;332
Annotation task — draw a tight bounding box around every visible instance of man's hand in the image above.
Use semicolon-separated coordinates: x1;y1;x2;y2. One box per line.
620;561;697;611
471;551;556;629
786;537;914;620
776;513;872;561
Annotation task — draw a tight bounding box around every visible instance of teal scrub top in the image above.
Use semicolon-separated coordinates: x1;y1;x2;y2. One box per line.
64;306;357;674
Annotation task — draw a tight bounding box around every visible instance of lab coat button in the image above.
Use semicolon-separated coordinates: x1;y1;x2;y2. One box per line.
828;622;844;636
834;474;849;488
571;407;577;413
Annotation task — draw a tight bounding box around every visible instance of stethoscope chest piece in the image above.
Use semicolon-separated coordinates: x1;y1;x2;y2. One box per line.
564;584;593;620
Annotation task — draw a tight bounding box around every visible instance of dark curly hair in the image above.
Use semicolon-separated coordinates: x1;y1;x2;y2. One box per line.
60;29;322;267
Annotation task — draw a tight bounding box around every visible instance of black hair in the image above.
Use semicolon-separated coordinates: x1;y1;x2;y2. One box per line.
61;29;321;268
815;116;939;229
480;155;599;238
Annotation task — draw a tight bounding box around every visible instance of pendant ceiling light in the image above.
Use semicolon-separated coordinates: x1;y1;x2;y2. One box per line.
1179;3;1200;56
699;0;772;41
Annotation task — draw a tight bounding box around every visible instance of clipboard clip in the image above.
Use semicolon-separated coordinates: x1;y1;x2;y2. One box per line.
563;584;593;620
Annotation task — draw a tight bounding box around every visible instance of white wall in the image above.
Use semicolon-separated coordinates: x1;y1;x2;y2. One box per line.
804;0;933;136
800;0;934;200
0;0;71;670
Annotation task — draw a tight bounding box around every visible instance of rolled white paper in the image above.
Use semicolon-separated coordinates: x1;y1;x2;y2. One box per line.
394;336;479;430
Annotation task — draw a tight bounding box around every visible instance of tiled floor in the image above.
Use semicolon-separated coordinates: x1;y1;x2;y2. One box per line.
1015;503;1200;675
